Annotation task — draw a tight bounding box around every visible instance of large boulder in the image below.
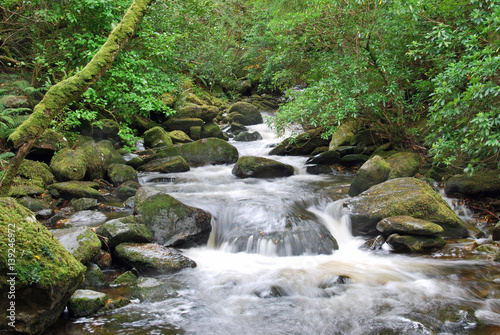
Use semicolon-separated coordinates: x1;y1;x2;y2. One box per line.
50;148;86;181
78;140;126;180
114;243;196;274
51;226;102;264
137;156;190;173
444;170;500;198
269;128;330;156
160;138;239;166
143;126;173;148
232;156;295;179
176;105;219;122
348;155;390;196
168;130;192;143
227;102;263;125
386;152;421;179
0;198;85;334
345;177;468;238
306;150;341;165
98;216;152;248
134;187;212;247
234;131;263;142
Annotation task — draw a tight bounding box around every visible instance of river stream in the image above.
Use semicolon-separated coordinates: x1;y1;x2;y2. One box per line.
46;114;500;335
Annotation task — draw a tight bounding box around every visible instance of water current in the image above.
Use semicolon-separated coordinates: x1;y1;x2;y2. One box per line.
47;113;500;335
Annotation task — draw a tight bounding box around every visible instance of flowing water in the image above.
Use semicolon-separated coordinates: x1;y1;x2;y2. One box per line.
47;114;500;335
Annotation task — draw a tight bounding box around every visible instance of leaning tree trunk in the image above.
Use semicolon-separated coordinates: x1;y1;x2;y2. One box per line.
0;0;154;196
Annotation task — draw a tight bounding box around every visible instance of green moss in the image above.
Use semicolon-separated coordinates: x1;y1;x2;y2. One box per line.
0;198;85;288
386;152;422;179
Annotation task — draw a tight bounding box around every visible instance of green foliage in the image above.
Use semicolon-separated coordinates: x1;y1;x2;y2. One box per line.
408;0;500;173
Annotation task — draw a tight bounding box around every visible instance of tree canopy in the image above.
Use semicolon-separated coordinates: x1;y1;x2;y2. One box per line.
1;0;499;174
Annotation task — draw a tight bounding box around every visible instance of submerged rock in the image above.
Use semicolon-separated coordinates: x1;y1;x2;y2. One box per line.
232;156;295;179
134;186;212;247
0;198;85;334
346;177;468;238
52;226;102;264
67;289;108;317
114;243;196;274
348;155;390;196
131;277;177;302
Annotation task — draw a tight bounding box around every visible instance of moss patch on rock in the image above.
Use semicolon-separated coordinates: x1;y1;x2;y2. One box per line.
50;148;87;181
444;169;500;198
232;156;295;179
0;197;85;334
386;152;422;179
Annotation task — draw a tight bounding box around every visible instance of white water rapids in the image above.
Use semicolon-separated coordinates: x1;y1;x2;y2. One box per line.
47;115;500;335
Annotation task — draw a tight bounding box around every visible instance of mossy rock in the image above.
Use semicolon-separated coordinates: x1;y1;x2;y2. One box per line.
111;270;138;287
270;128;331;156
176;104;219;122
33;128;69;152
0;198;85;334
8;184;45;198
232;156;295;179
48;181;104;201
168;130;192;143
52;227;102;264
306;150;341;165
340;154;369;167
107;163;138;186
130;114;159;134
159;92;175;106
348;155;390;196
234;131;263;142
227;102;263;125
18;159;55;188
444;170;500;198
376;216;444;236
83;263;106;287
230;122;248;135
17;196;51;212
71;197;99;211
78;140;126;180
386;233;446;253
190;125;202;140
386;152;422;179
346;177;468;238
176;138;239;166
143;126;173;148
112;181;141;200
50;148;87;181
134;187;212;247
138;156;190;173
184;92;206;105
114;243;196;274
98;216;152;248
130;277;176;302
329;121;359;151
93;118;120;142
67;289;108;317
163;117;204;134
201;122;226;139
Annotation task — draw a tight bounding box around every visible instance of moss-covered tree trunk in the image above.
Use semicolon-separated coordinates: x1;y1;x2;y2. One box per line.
0;0;154;196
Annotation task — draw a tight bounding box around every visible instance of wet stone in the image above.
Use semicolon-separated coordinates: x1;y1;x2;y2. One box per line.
67;289;108;317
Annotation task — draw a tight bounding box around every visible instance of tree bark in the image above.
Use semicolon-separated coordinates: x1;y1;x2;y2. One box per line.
0;0;154;196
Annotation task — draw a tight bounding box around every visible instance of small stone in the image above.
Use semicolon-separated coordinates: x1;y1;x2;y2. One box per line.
67;289;108;317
